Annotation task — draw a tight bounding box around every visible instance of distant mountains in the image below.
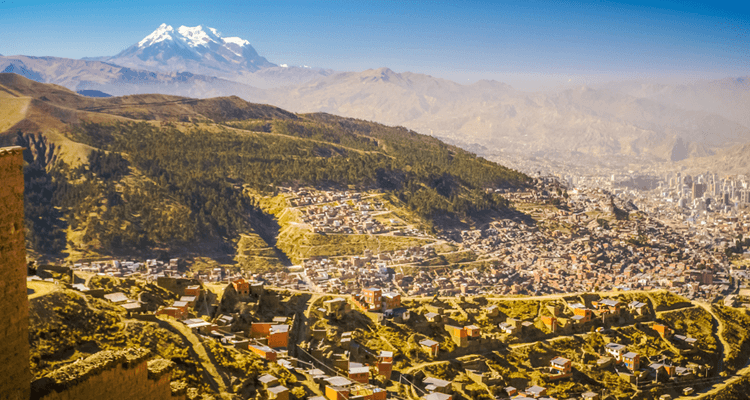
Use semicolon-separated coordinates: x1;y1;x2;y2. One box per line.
263;68;750;165
0;55;264;98
91;24;333;89
3;23;750;173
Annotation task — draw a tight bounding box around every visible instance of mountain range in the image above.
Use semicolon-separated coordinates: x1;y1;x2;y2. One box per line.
3;23;750;173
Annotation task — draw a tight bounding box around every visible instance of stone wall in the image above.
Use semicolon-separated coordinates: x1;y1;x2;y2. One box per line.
30;349;186;400
0;146;31;400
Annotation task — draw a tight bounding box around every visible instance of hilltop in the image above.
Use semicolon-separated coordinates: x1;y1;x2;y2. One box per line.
0;73;529;263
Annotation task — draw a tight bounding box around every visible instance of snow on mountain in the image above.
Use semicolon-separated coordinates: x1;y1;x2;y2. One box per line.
138;23;175;47
108;23;276;74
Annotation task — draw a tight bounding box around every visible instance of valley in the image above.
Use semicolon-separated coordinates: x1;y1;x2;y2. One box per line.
2;21;750;399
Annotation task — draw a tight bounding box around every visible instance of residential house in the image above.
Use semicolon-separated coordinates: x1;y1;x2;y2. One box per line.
382;291;401;310
249;344;277;361
267;386;288;400
604;343;628;362
104;292;129;305
569;303;593;323
258;374;279;388
549;357;572;375
445;325;468;347
419;339;440;357
423;377;452;394
654;324;674;339
184;285;201;297
623;352;640;371
594;299;622;314
541;315;557;333
525;385;547;398
232;278;250;297
377;351;393;379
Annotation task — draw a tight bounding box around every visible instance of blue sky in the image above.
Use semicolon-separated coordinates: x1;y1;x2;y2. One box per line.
1;0;748;89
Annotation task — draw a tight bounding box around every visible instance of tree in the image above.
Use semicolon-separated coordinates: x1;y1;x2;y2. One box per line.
17;132;67;255
290;386;307;399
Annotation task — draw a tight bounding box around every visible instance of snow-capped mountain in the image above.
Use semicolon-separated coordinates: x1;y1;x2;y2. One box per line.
106;24;276;75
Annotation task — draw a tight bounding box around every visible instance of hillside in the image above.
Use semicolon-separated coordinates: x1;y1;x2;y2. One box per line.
27;276;750;400
0;73;529;262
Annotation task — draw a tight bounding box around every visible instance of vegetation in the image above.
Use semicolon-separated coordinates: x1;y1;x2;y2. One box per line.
27;290;203;390
17;114;527;257
712;305;750;373
276;225;433;263
18;132;67;255
649;290;693;312
660;306;719;359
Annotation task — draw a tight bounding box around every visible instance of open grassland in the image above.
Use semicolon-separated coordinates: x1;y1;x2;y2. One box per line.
0;96;30;132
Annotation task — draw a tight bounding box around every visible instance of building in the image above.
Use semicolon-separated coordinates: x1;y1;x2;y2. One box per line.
525;385;547;398
550;357;572;375
541;315;557;332
604;343;628;361
570;303;593;323
249;344;277;361
445;325;468;347
104;292;130;305
594;299;622;314
362;288;382;311
250;322;290;348
464;325;481;340
0;146;31;400
654;324;674;339
377;351;393;379
623;352;640;371
419;339;440;357
184;285;202;297
156;306;186;320
382;291;401;310
422;393;452;400
324;297;350;319
692;183;707;200
349;364;370;384
423;377;452;394
267;385;289;400
231;278;250;297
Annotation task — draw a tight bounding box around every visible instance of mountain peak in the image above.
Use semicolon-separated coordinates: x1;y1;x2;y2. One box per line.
111;23;276;74
138;23;175;48
176;25;216;47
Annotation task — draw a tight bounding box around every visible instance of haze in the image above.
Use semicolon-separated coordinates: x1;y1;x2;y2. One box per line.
1;0;749;91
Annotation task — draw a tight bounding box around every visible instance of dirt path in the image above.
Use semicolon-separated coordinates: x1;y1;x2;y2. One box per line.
400;359;451;375
157;317;228;394
696;302;728;373
678;363;750;399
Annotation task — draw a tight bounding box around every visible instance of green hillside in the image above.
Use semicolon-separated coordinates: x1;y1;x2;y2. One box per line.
0;74;529;261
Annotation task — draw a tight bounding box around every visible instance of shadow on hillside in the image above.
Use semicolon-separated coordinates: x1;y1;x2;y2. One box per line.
249;208;293;266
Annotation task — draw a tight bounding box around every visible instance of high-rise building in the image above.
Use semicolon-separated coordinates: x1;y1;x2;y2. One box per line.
692;183;707;200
